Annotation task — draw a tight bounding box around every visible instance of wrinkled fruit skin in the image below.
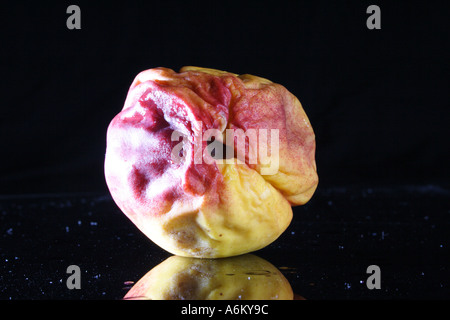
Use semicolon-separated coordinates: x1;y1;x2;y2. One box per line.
105;66;318;258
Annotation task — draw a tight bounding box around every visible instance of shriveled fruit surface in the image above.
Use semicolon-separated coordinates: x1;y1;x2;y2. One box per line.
105;66;318;258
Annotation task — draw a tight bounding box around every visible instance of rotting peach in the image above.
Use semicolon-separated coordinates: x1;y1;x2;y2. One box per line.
105;67;318;258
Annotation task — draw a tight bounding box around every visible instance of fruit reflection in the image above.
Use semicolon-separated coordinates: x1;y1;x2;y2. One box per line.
124;254;293;300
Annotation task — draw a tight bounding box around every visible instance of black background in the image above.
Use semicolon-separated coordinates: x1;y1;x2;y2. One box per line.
1;0;449;194
1;0;450;302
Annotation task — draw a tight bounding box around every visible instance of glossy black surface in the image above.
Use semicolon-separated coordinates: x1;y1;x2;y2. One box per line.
1;185;448;300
